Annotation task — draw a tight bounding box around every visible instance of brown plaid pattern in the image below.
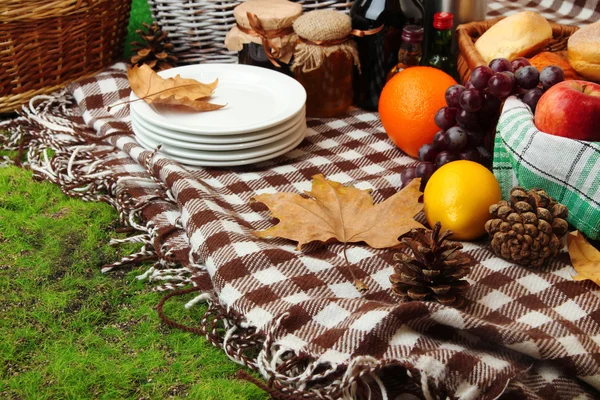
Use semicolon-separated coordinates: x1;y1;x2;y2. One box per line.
2;2;599;398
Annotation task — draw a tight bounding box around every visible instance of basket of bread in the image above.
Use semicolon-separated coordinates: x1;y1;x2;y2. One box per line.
455;12;600;241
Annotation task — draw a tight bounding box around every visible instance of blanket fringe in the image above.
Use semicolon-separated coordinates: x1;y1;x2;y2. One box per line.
0;92;199;292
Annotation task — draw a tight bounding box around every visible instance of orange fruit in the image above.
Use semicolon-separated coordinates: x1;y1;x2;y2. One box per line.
378;67;456;158
423;160;502;241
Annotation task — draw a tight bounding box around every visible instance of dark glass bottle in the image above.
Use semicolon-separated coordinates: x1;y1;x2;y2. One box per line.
425;12;456;78
386;25;423;81
351;0;424;111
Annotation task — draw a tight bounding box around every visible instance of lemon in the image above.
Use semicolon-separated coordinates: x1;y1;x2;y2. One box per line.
423;161;502;241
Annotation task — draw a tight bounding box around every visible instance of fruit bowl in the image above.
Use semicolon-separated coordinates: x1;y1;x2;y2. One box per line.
456;17;579;85
493;95;600;241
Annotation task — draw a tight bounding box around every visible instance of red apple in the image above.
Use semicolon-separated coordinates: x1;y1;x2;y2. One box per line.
534;80;600;141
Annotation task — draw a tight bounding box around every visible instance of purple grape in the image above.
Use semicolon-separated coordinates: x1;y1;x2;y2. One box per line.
488;72;514;98
456;109;481;130
433;130;447;151
465;81;476;90
418;143;438;163
480;92;501;117
435;151;459;169
511;57;531;71
522;87;544;113
445;126;469;151
515;66;540;90
512;86;529;98
459;147;482;163
445;84;466;108
489;58;513;73
401;166;416;184
466;130;486;147
459;89;483;113
502;71;516;87
434;107;458;130
540;65;565;90
470;66;494;90
415;162;436;191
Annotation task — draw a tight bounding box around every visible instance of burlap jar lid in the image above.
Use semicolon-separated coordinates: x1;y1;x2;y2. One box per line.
293;10;351;42
292;10;359;74
224;0;302;64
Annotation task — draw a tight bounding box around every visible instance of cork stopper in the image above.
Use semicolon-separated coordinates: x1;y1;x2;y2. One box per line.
293;10;352;42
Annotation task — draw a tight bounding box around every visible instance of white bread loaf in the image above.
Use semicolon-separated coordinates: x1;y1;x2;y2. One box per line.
568;21;600;83
475;11;552;64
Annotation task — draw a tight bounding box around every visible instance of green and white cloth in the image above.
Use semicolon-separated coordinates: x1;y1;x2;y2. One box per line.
494;96;600;240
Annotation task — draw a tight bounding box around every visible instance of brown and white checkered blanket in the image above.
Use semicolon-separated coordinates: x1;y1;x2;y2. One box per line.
2;1;599;399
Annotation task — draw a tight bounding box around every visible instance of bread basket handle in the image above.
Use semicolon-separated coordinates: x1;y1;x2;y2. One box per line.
456;18;502;72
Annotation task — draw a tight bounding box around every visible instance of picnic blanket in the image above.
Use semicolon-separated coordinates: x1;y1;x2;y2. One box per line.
2;1;600;399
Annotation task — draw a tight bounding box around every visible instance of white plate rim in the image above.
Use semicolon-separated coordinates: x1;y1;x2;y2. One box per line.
134;121;306;161
132;117;304;152
129;63;306;135
131;106;306;145
135;127;306;167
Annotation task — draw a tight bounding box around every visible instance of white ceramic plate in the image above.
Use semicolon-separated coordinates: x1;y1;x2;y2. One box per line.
129;63;306;135
132;117;304;152
135;126;306;167
131;106;306;146
134;120;306;161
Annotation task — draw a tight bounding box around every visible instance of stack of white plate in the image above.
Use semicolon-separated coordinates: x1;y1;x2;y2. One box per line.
130;64;307;167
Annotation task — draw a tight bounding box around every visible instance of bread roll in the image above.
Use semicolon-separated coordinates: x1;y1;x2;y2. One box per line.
475;12;552;64
529;52;581;80
568;21;600;83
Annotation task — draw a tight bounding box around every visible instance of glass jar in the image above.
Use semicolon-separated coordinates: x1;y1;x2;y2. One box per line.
238;43;293;76
291;10;360;118
224;0;301;73
294;50;353;118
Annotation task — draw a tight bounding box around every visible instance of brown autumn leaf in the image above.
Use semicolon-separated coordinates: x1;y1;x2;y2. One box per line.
127;64;225;112
568;230;600;286
252;174;425;250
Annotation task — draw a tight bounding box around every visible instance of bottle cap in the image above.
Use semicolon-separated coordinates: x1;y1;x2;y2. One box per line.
401;25;424;43
433;12;454;30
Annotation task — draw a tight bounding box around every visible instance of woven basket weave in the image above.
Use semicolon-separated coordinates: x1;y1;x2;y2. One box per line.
0;0;132;114
456;17;579;85
148;0;353;65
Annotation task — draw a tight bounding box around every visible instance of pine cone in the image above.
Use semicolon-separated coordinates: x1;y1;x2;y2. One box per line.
485;187;569;268
390;222;473;307
130;22;178;71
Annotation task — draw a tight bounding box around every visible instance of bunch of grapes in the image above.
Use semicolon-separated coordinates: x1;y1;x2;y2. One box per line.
401;57;565;190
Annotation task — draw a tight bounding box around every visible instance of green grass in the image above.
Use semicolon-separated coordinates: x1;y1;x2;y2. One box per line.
0;163;268;398
2;2;268;398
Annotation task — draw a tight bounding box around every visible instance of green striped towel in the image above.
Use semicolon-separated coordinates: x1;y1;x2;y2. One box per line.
494;96;600;241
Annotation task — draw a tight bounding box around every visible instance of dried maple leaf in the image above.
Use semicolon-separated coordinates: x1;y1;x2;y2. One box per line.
127;64;224;112
252;174;425;249
252;175;425;291
568;230;600;286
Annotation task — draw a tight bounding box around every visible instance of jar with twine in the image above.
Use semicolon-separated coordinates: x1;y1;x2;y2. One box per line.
225;0;302;75
292;10;361;118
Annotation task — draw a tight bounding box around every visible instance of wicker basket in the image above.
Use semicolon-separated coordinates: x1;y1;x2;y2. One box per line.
0;0;131;114
147;0;353;65
456;17;579;85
